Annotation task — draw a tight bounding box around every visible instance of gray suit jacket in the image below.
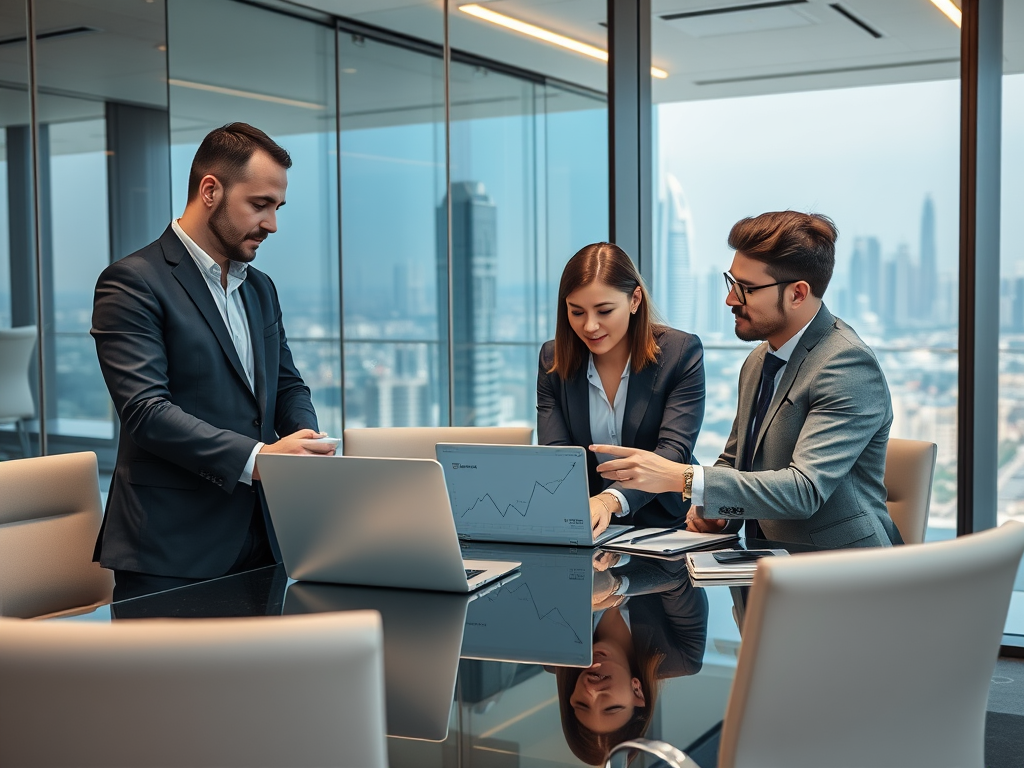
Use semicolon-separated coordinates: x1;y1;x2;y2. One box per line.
703;305;900;548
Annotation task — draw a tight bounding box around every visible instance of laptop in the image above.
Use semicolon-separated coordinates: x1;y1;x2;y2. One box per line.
282;582;472;741
460;542;594;667
343;426;534;460
257;454;520;593
436;443;632;546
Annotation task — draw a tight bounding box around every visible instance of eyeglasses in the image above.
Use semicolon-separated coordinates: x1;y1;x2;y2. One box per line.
723;271;797;305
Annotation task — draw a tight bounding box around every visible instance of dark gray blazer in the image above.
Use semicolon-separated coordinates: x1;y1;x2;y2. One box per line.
537;327;705;528
703;305;901;548
91;226;318;578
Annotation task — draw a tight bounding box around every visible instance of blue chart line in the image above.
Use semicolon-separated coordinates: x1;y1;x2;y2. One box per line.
458;462;576;519
481;581;583;644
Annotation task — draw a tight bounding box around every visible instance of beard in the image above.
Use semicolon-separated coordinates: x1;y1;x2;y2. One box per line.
209;199;266;263
732;305;787;342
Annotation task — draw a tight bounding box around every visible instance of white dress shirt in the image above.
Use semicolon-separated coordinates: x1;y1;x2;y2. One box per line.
691;308;821;507
587;354;631;516
171;220;263;485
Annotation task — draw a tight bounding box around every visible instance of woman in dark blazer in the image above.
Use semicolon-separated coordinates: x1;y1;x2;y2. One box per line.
538;242;705;535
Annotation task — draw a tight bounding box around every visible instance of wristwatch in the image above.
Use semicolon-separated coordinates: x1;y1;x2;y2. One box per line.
681;465;694;501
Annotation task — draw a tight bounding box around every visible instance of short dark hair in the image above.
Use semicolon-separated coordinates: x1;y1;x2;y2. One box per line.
186;122;292;201
728;211;838;298
549;242;661;379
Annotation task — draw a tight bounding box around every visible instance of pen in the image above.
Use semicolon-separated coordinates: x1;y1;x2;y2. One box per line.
625;528;682;545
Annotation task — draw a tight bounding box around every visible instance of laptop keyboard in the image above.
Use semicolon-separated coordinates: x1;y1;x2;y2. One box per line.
465;568;485;579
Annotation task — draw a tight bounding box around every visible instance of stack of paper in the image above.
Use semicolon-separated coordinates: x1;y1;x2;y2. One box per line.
601;528;737;558
685;549;790;583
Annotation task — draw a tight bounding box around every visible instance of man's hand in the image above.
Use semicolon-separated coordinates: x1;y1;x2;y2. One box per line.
592;551;621;572
592;570;623;609
252;429;335;480
589;493;619;538
592;444;687;495
685;506;728;533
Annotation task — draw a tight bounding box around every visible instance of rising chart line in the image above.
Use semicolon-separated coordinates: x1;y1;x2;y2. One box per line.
458;462;576;518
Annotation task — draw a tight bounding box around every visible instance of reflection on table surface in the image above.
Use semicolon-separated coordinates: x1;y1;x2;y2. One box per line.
62;540;814;767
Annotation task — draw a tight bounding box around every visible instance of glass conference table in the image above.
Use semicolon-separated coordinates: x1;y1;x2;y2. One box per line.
68;538;816;768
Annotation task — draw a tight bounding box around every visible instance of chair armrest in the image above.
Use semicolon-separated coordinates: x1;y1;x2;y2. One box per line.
604;738;703;768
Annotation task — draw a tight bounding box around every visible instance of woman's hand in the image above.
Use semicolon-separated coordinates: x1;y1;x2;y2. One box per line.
589;493;620;537
591;444;688;495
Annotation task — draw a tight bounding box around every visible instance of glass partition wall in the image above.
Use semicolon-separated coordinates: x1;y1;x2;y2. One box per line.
1;0;609;461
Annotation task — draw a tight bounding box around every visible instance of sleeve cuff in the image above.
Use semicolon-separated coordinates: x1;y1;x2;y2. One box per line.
240;443;265;486
604;488;630;517
690;465;705;507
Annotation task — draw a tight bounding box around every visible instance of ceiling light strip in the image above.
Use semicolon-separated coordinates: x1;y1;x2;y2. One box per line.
928;0;963;28
459;4;667;79
167;78;324;110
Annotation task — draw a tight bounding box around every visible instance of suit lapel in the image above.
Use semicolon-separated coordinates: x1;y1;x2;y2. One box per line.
622;356;659;447
164;231;254;399
753;305;835;456
241;281;268;421
565;366;592;447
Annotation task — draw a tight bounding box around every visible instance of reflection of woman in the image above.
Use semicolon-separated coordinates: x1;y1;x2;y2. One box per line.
538;242;706;536
555;556;709;764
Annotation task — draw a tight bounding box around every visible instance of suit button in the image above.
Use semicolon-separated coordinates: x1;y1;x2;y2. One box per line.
253;418;262;427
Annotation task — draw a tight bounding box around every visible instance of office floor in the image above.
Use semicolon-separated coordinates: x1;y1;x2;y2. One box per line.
986;657;1024;768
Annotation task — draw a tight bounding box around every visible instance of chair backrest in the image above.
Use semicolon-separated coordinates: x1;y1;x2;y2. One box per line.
884;438;937;544
0;452;113;618
0;611;389;768
0;325;37;421
344;426;533;460
720;521;1024;768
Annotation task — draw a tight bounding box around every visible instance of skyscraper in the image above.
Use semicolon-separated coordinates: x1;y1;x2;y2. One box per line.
919;195;937;321
438;181;501;426
653;173;696;331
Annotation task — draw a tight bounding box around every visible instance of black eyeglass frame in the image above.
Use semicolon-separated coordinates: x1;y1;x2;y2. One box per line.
723;271;798;305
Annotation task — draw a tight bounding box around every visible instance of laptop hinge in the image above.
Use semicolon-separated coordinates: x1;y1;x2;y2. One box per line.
569;539;579;546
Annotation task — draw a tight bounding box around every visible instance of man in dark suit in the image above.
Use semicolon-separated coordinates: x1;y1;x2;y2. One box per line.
92;123;336;601
593;211;902;548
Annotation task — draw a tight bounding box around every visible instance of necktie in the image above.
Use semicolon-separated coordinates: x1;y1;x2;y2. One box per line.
743;352;786;540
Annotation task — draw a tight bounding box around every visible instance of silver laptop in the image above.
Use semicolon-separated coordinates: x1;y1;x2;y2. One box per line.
282;582;471;741
460;543;594;667
343;426;534;460
257;454;520;593
436;443;632;546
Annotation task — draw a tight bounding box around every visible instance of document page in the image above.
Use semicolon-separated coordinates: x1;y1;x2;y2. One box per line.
602;527;737;556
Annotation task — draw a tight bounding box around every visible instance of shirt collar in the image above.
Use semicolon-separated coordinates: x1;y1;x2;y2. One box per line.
587;353;631;383
769;306;821;363
171;219;248;282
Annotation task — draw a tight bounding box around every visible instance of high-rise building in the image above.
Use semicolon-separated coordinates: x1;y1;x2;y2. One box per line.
438;181;502;426
653;173;696;331
919;195;937;321
849;236;883;323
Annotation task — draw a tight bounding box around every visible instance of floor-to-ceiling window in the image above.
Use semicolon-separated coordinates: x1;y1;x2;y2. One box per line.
999;1;1024;640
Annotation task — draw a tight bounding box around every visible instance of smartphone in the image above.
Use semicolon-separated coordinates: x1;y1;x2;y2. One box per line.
712;549;777;564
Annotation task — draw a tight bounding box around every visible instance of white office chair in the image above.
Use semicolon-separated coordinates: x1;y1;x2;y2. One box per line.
0;611;389;768
606;521;1024;768
0;451;113;619
0;325;37;457
343;425;533;460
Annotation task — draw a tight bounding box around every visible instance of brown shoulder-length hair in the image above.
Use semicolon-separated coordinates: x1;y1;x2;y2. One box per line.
555;644;665;765
549;243;661;379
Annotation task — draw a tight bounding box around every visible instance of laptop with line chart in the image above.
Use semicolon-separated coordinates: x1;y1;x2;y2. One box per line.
436;443;632;546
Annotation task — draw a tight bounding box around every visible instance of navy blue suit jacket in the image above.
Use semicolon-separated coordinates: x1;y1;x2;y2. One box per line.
537;327;705;528
91;226;317;578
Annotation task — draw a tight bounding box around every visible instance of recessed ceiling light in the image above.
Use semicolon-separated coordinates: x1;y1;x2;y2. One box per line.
459;4;668;79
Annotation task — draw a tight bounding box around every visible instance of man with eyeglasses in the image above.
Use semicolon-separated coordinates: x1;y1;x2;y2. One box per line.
591;211;902;548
